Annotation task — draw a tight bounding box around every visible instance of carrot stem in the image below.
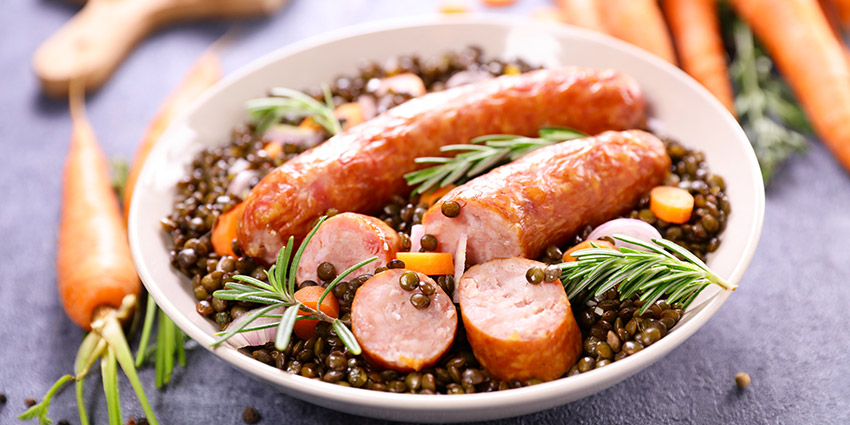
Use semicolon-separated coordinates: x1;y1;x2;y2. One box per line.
101;348;121;425
75;377;89;425
135;293;157;367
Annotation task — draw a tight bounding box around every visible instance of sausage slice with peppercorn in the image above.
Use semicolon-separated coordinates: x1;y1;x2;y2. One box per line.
351;269;457;371
296;212;401;283
458;257;582;381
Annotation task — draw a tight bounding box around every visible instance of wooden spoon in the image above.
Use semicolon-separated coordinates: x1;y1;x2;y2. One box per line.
33;0;288;97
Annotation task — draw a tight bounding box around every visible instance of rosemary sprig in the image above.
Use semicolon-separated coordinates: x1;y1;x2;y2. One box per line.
246;85;342;136
560;235;736;315
728;18;809;182
405;126;587;195
211;216;375;354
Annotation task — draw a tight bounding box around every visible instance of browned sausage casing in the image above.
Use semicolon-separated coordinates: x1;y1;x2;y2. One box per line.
238;68;647;263
458;257;582;381
422;130;670;266
351;269;457;372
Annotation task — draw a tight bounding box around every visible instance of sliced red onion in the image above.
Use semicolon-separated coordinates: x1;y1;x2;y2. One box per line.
357;95;377;121
452;232;467;303
223;306;285;348
227;169;260;200
445;70;493;89
263;124;323;149
586;218;663;251
228;158;251;175
409;224;424;252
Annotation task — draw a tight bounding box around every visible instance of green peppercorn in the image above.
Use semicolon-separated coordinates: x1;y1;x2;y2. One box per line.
317;262;337;281
410;293;431;309
526;267;544;284
419;281;436;295
441;200;461;217
388;259;405;269
399;271;420;291
421;234;438;251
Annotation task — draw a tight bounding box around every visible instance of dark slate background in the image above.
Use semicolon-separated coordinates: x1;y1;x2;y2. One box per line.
2;0;848;424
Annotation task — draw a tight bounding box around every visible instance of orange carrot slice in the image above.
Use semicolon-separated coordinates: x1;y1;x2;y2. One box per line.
211;203;244;257
262;141;283;158
396;252;455;276
293;286;340;340
562;240;616;262
334;102;365;129
482;0;516;6
420;184;456;206
649;186;694;224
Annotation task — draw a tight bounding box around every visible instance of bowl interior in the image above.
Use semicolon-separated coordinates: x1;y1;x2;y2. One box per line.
129;16;764;423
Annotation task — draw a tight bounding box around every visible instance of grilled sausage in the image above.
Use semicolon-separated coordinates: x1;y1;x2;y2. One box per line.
238;68;647;263
351;269;457;371
458;257;582;381
295;213;400;284
422;130;670;266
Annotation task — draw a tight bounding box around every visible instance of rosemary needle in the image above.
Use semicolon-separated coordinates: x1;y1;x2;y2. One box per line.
246;85;341;136
559;235;735;315
405;126;587;195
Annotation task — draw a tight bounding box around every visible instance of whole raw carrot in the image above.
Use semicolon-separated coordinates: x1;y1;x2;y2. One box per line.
59;84;140;330
555;0;605;31
731;0;850;172
123;51;221;222
818;0;844;38
833;0;850;27
662;0;736;116
598;0;678;64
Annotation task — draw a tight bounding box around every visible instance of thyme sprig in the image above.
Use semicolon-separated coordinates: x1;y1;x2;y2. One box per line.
404;126;586;195
560;235;736;315
246;85;342;136
211;216;375;354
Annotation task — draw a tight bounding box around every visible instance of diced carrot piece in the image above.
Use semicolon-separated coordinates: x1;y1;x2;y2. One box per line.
420;184;456;206
649;186;695;224
562;240;616;262
396;252;455;276
262;141;283;158
211;203;244;257
334;102;365;129
378;73;427;98
298;116;321;131
293;286;340;340
439;0;470;13
482;0;516;6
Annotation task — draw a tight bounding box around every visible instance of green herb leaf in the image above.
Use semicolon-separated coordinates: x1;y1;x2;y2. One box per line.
404;127;586;194
275;304;301;351
246;87;341;136
728;19;809;182
333;319;362;356
559;235;735;314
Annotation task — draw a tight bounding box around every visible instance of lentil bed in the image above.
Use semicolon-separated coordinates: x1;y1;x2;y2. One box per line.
163;47;729;394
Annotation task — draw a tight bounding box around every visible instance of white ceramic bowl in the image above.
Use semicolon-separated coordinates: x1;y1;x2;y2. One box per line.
129;16;765;423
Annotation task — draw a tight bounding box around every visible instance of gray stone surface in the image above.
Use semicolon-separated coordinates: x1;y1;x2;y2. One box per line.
1;0;848;424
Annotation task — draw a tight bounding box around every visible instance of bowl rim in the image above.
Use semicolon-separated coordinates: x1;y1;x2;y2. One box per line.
128;14;765;414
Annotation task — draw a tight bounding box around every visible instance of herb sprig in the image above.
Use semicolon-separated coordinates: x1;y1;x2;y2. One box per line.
405;126;587;195
246;85;342;136
211;216;375;354
560;235;736;315
728;19;809;182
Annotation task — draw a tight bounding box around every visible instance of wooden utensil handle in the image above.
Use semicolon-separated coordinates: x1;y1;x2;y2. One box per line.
33;0;287;98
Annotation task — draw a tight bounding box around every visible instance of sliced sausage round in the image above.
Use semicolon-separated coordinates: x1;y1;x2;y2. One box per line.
238;68;647;263
458;257;582;382
351;269;457;371
422;130;670;266
295;212;400;283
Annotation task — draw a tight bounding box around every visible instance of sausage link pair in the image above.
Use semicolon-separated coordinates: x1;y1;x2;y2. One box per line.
238;68;647;263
